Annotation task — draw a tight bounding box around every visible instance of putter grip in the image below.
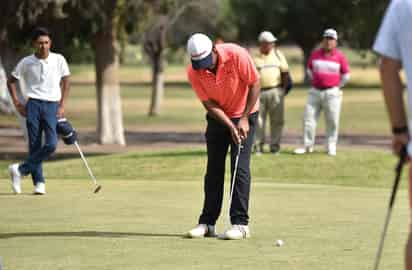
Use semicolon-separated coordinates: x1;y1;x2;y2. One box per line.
396;146;408;173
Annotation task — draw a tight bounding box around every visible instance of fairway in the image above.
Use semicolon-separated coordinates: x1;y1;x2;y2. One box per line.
0;180;408;270
0;148;410;269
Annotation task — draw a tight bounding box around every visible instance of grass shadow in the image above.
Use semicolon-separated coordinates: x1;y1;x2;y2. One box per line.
125;150;206;159
0;231;184;239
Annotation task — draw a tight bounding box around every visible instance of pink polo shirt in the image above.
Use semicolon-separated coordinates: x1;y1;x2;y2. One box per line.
187;43;259;118
307;48;350;89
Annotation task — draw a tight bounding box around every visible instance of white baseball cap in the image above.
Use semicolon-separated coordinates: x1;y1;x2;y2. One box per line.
187;33;213;70
258;31;277;43
323;28;338;40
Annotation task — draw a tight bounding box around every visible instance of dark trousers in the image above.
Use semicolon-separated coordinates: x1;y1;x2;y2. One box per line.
19;99;58;185
199;111;258;226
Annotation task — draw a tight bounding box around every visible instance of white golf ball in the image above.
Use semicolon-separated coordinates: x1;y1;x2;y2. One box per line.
276;239;284;247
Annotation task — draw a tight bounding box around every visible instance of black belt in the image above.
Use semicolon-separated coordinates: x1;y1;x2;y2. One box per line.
316;86;336;91
261;85;281;91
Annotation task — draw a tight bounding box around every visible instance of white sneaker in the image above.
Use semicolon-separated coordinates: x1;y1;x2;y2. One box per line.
33;182;46;195
293;146;314;155
219;225;250;240
186;224;216;238
327;145;337;156
8;163;21;194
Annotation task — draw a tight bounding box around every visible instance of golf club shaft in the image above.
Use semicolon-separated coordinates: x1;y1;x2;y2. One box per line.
373;147;407;270
227;143;242;226
74;141;98;186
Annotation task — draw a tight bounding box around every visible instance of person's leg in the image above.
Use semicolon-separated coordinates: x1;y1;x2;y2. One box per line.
303;89;322;148
406;164;412;270
406;233;412;270
323;87;342;153
269;88;284;153
254;91;268;152
198;115;230;226
19;101;58;185
18;99;44;185
229;112;257;225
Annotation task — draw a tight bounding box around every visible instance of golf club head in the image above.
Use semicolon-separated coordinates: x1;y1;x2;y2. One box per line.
94;185;102;193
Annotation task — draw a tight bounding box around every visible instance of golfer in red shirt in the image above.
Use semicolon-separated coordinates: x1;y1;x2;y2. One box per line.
185;33;260;240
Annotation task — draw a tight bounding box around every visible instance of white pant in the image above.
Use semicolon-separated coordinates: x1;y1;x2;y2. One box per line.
303;87;342;149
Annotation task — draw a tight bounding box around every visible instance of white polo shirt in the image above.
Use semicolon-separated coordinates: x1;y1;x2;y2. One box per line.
12;52;70;102
373;0;412;153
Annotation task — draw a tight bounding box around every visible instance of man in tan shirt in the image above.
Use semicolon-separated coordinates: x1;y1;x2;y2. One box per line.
253;31;290;154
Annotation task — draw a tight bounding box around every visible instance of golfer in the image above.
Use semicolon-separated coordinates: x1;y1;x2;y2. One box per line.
374;0;412;268
186;33;260;240
253;31;290;154
7;27;70;195
294;29;350;156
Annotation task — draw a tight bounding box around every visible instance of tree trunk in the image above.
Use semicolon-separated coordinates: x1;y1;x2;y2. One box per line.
148;53;164;116
94;28;126;146
0;59;13;114
0;44;28;141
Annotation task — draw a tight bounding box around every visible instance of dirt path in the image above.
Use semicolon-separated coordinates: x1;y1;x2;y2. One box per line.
0;127;391;159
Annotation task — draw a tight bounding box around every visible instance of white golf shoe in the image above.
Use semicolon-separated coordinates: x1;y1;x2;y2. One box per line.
8;163;22;194
219;225;250;240
293;146;314;155
186;224;216;238
327;145;337;156
33;182;46;195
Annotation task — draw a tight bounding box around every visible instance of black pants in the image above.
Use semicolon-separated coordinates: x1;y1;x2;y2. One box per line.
198;111;258;226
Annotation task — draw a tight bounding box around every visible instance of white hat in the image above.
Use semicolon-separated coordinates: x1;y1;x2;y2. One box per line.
187;33;213;70
323;28;338;40
258;31;277;43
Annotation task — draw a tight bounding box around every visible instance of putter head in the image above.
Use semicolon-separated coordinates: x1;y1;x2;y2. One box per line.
94;185;102;193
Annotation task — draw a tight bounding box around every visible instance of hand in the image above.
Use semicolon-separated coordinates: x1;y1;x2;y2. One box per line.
237;116;249;141
15;102;26;117
392;132;409;158
230;125;241;145
57;105;65;118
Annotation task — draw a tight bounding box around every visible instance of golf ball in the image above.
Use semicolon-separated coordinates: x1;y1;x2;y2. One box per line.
276;239;284;247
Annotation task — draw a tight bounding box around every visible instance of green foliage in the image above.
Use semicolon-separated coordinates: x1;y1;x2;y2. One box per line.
229;0;388;51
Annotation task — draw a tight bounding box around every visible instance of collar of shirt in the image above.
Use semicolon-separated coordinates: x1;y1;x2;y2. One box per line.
321;48;337;57
197;46;231;78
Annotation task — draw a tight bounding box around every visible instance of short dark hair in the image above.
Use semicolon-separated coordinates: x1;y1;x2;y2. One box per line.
31;27;51;41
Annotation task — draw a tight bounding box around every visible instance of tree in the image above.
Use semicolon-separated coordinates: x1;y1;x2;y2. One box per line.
229;0;388;83
143;0;219;116
0;0;59;137
63;0;149;145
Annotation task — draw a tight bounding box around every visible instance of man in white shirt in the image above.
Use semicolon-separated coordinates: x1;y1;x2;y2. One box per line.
7;27;70;195
373;0;412;268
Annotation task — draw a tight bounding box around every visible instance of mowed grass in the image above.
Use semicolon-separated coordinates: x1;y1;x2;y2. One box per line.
0;147;404;188
0;148;410;270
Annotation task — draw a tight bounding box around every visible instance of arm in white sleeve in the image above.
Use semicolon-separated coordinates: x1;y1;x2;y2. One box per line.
339;73;350;88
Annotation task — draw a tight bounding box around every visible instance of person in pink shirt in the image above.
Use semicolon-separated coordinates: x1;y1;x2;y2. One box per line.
185;33;260;240
294;29;350;156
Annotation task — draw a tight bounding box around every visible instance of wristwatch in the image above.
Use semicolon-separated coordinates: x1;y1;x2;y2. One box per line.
392;126;409;135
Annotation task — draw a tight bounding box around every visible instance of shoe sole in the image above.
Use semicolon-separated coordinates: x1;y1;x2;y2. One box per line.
185;231;217;238
217;233;250;240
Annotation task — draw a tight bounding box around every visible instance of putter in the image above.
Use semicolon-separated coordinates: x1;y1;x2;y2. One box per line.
373;146;408;270
74;141;102;193
225;143;243;231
